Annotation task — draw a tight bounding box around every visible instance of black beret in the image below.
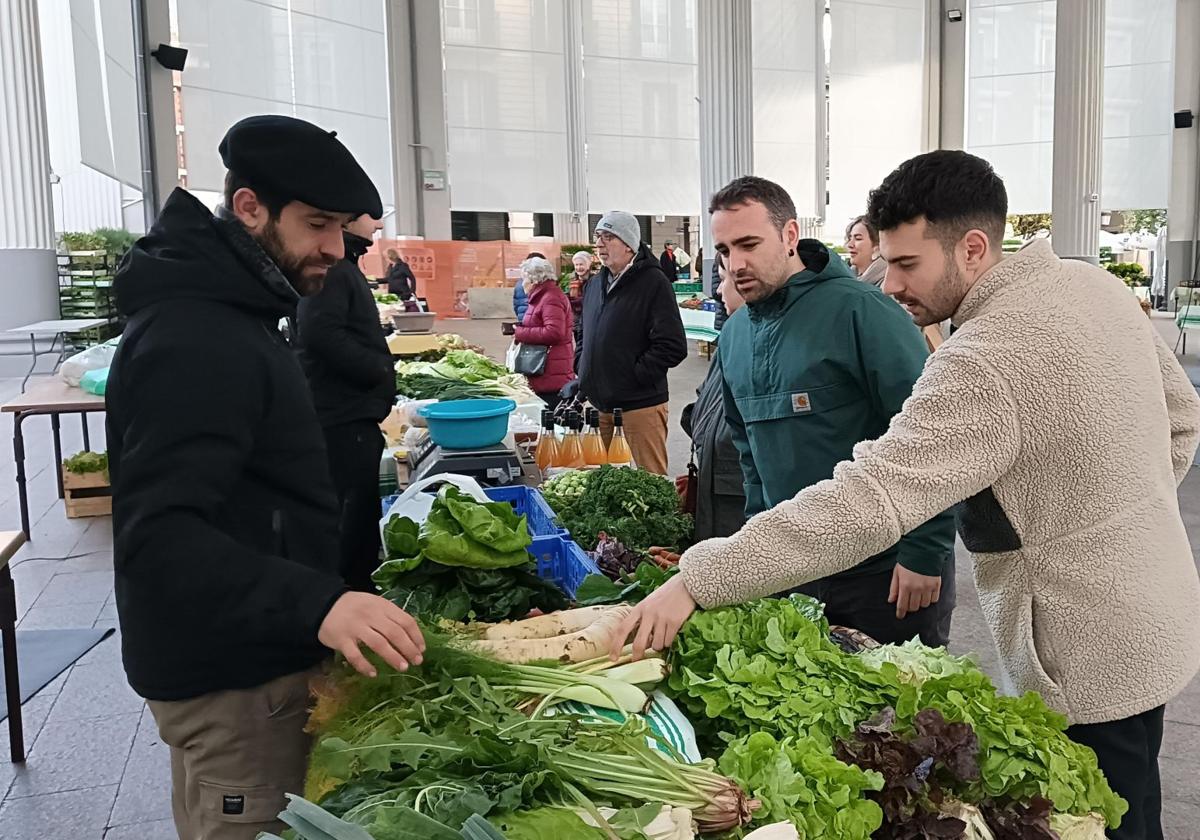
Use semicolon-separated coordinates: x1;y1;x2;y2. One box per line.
219;115;382;219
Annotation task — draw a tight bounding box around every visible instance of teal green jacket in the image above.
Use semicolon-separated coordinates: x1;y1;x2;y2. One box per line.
718;243;955;578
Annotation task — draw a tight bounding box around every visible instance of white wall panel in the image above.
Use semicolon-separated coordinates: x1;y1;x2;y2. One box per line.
967;0;1175;214
827;0;927;238
582;0;699;216
176;0;393;212
752;0;820;218
441;0;569;212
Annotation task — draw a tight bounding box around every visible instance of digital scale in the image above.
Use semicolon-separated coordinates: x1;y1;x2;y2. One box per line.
407;431;537;488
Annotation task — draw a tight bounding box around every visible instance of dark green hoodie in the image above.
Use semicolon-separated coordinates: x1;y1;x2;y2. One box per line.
718;240;955;578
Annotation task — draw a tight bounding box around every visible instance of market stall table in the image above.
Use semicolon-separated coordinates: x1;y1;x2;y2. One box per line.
1;379;106;538
0;529;26;762
4;319;109;392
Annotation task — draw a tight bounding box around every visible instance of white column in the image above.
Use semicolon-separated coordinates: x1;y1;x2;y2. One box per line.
1050;0;1105;263
557;0;588;245
0;0;59;343
386;0;421;236
697;0;754;256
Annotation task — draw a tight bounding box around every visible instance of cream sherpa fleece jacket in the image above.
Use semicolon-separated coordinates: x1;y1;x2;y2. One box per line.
680;239;1200;725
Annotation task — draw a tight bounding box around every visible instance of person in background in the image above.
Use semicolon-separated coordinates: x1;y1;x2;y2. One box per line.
575;211;688;475
385;248;417;301
846;215;886;285
568;250;597;361
296;213;396;593
849;213;947;352
683;175;958;646
616;151;1200;840
694;246;704;280
503;256;575;410
105;115;424;840
660;239;681;280
681;251;746;540
513;250;545;323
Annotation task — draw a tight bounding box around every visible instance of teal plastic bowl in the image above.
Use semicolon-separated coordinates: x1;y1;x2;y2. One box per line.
419;398;516;449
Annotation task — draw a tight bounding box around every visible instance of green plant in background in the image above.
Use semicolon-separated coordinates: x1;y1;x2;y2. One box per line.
59;231;106;253
1007;214;1052;239
1099;246;1114;265
1120;209;1167;235
93;227;137;256
1106;261;1148;286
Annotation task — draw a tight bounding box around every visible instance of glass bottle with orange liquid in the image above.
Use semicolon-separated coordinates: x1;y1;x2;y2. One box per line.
607;408;634;468
555;411;587;469
582;408;608;467
534;410;559;473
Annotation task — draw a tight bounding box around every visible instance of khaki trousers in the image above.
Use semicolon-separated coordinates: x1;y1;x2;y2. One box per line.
148;667;320;840
599;403;671;476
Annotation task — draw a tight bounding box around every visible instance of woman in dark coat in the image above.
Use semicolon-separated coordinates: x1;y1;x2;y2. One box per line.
681;253;746;540
506;256;575;408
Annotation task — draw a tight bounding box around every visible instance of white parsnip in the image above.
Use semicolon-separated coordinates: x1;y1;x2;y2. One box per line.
472;605;633;664
480;605;621;641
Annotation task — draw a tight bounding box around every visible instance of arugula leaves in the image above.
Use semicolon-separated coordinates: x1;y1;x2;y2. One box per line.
574;563;679;606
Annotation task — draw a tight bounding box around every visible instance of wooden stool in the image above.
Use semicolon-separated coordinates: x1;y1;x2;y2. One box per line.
0;530;26;762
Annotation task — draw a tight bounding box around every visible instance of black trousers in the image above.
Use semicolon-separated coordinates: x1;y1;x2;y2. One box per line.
1066;706;1164;840
793;559;957;647
323;420;385;592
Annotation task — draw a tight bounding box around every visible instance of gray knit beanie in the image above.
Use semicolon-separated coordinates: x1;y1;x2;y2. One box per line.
594;211;641;255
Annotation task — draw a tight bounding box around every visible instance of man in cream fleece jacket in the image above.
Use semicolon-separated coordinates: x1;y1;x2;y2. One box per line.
614;151;1200;840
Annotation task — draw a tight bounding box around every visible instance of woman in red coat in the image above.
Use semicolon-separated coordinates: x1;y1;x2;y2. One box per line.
508;256;575;409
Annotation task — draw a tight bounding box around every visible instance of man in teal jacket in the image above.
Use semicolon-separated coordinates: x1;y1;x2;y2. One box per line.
711;176;956;645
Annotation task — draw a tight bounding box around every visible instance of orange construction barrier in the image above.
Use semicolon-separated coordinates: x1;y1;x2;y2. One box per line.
363;240;562;319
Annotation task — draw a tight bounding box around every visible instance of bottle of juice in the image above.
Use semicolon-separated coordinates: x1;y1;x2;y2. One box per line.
607;408;634;468
534;410;559;472
583;408;608;467
557;411;586;469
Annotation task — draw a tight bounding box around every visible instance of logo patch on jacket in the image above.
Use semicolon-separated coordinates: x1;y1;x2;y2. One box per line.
791;392;812;413
222;795;245;815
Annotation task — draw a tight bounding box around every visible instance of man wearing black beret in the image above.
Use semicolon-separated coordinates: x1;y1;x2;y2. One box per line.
105;115;424;839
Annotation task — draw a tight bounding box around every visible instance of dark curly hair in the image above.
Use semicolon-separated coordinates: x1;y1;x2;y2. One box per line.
867;150;1007;250
708;176;796;233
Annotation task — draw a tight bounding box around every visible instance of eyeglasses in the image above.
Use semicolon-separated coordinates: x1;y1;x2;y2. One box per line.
595;231;617;245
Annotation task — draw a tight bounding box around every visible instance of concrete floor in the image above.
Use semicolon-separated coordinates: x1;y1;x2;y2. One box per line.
0;315;1197;838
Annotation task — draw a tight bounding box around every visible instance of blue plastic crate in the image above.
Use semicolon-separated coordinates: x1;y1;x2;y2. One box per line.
483;485;563;538
529;533;600;598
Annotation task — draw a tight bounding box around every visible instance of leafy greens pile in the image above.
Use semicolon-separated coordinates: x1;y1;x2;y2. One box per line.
395;349;537;402
374;487;566;623
305;635;756;839
664;596;1127;831
543;465;693;553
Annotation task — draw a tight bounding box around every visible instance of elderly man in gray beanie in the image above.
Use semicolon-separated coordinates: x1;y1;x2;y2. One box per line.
574;211;688;475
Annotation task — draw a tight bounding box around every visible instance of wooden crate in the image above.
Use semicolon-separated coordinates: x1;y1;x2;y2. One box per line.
62;469;112;518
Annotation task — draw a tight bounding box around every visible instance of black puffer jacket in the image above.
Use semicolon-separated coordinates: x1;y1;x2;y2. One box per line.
575;245;687;412
106;188;347;701
296;232;396;428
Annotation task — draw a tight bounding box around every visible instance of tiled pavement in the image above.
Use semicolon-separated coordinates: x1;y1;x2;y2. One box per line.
0;316;1197;838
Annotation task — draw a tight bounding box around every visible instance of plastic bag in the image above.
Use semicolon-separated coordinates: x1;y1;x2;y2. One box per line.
80;367;109;396
378;473;490;543
60;337;120;387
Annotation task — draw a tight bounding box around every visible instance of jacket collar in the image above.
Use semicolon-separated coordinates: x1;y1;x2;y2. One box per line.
953;238;1057;326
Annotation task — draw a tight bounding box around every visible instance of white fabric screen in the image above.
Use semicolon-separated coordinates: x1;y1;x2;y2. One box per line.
441;0;570;212
752;0;820;218
175;0;393;211
582;0;699;216
68;0;141;189
967;0;1175;213
827;0;927;239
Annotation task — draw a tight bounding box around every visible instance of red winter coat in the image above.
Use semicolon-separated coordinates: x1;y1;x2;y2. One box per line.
513;281;575;395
